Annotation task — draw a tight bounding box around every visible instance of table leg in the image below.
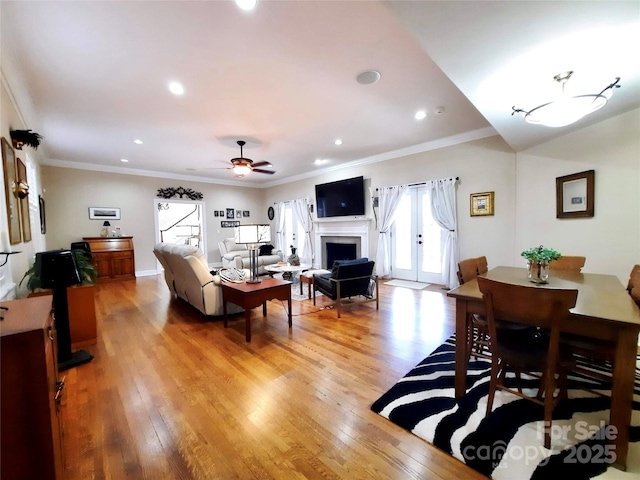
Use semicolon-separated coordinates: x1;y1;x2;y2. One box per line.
245;309;251;342
610;328;637;470
288;293;292;328
455;299;469;398
262;301;267;316
223;293;228;328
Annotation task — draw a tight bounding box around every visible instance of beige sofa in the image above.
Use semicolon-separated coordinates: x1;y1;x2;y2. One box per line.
218;238;283;275
153;243;244;317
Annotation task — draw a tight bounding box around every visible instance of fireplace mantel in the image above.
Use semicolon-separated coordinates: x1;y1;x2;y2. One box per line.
313;218;371;268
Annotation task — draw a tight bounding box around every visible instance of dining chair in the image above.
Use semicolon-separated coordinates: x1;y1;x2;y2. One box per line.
458;257;490;359
477;277;578;449
549;256;586;272
476;256;488;275
627;264;640;307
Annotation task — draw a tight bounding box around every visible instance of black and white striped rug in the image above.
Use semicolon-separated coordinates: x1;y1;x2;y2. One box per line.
371;336;640;479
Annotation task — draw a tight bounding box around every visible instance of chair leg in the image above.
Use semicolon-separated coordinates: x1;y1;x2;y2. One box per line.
543;367;555;449
485;358;500;417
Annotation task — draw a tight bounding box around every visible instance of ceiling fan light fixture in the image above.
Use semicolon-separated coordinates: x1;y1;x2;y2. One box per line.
512;72;621;128
233;164;251;176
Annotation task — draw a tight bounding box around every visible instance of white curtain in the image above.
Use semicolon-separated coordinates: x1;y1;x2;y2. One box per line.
274;202;287;254
375;185;408;277
291;197;312;265
428;178;459;289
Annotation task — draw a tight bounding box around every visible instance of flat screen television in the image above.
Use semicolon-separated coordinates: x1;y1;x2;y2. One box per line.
315;176;365;218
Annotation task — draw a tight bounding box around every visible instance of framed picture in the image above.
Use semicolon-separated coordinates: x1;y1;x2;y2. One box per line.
89;207;121;220
218;210;224;217
39;195;46;234
214;210;219;217
226;208;234;219
556;170;594;219
242;210;250;217
470;192;494;217
2;137;21;244
16;158;31;242
236;209;242;218
221;220;240;228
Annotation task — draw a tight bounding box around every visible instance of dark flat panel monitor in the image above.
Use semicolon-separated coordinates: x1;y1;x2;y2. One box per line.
315;176;365;218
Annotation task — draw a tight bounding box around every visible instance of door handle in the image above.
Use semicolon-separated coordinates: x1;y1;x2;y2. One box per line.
418;241;423;245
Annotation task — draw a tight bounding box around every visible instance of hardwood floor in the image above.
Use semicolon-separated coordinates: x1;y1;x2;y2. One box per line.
61;275;487;479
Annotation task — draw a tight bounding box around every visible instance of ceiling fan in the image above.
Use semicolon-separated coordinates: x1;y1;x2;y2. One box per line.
228;140;275;177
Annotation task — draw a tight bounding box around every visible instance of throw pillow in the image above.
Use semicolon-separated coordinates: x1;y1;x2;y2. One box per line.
259;244;274;256
217;268;247;283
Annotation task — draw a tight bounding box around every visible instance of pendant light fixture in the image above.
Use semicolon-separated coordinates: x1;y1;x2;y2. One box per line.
512;72;621;128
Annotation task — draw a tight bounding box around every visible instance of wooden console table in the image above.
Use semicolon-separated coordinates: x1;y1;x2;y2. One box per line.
83;236;135;281
1;296;65;480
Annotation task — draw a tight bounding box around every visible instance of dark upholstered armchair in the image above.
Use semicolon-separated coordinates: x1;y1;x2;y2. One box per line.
312;258;378;318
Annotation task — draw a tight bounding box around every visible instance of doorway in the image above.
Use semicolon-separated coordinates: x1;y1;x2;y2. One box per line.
154;199;206;252
390;186;444;284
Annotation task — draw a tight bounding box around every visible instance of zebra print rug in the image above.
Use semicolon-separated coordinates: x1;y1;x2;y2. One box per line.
371;336;640;479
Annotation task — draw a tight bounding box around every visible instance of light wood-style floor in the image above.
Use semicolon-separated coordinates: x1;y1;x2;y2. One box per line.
61;275;488;479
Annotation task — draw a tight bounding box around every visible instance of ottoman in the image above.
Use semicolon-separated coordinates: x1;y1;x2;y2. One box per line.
300;269;331;299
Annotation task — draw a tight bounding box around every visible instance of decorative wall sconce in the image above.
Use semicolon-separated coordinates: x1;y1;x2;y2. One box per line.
9;129;43;150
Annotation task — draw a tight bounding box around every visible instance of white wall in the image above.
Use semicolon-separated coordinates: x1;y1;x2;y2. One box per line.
515;108;640;283
264;135;518;272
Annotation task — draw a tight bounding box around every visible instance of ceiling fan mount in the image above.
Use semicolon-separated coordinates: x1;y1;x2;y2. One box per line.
229;140;274;177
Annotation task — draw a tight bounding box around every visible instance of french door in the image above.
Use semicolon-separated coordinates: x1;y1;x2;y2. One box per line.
390;186;444;284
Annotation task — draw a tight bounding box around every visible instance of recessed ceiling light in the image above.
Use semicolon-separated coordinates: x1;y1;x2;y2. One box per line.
133;139;143;145
235;0;257;10
168;82;184;95
415;110;427;120
185;168;196;171
120;158;129;163
314;159;328;165
356;70;381;85
334;139;343;146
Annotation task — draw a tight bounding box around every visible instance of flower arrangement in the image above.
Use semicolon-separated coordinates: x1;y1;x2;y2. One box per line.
521;245;562;263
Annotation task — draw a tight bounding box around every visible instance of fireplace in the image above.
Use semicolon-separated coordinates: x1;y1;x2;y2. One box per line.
313;218;370;269
326;242;357;269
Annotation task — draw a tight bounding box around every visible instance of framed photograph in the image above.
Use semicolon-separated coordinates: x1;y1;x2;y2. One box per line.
221;220;240;228
89;207;121;220
16;158;31;242
236;209;242;218
214;210;219;217
226;208;234;219
2;137;21;244
556;170;594;219
242;210;250;217
39;195;46;234
470;192;494;217
218;210;224;217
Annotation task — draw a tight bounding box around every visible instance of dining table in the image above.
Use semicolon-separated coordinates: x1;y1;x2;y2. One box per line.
447;266;640;471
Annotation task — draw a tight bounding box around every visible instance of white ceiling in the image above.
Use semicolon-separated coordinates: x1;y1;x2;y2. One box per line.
2;1;638;187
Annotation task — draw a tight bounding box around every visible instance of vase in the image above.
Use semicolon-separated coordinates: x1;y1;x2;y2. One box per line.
287;247;300;266
527;260;549;284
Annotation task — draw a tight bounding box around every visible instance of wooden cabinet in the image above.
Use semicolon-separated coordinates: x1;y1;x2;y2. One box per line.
83;236;135;281
1;296;64;480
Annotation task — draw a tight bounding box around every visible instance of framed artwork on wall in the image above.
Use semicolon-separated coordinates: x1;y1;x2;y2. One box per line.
16;158;31;242
2;137;21;244
39;195;46;234
221;220;240;228
226;208;234;219
470;191;494;217
89;207;121;220
556;170;595;219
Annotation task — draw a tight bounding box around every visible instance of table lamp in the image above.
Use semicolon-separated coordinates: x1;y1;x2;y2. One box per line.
35;249;94;370
100;221;111;237
234;224;270;283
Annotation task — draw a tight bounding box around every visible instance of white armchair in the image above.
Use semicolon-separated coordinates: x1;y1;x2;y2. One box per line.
218;238;283;275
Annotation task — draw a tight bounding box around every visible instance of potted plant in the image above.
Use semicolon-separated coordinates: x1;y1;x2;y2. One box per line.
521;245;562;284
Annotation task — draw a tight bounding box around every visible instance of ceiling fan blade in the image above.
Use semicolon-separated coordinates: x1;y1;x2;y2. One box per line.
252;168;276;175
251;161;272;168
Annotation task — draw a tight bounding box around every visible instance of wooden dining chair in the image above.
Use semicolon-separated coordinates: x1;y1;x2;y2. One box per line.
627;264;640;307
457;257;491;359
549;256;586;272
476;256;488;275
477;277;578;449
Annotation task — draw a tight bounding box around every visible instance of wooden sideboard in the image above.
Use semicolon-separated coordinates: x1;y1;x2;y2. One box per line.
1;296;65;480
83;236;135;281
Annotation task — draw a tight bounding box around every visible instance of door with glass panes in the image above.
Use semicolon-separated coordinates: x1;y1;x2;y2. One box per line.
390;186;444;284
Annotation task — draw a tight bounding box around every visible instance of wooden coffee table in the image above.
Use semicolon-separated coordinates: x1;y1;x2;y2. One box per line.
221;277;292;342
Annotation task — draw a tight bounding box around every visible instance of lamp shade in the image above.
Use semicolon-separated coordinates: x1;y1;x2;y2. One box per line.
102;221;111;227
35;249;82;289
234;224;270;245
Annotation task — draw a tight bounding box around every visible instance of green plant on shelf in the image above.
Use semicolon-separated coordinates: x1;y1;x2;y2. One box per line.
20;250;98;293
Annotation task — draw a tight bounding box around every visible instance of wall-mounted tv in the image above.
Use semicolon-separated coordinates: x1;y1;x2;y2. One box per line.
315;176;365;218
